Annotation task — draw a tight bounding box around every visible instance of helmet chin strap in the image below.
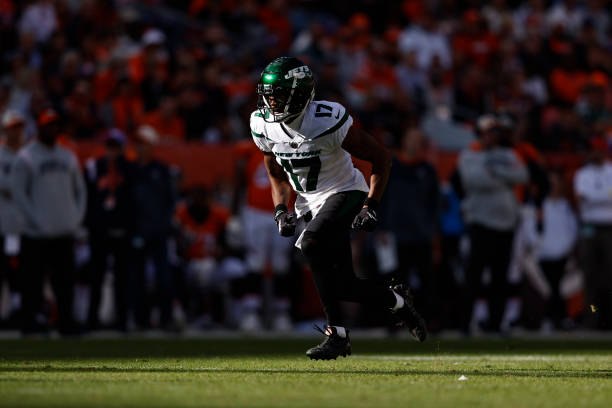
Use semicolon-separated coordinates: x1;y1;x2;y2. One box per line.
283;108;306;131
283;88;314;131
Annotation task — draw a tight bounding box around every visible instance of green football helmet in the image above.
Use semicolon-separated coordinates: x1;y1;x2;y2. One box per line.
257;57;315;123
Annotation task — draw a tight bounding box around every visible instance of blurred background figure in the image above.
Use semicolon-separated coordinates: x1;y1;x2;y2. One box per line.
458;114;528;333
18;0;58;44
140;94;185;144
11;109;86;335
174;185;242;328
378;128;440;328
130;126;176;330
574;138;612;330
517;171;578;330
232;140;293;331
84;128;134;331
0;110;26;327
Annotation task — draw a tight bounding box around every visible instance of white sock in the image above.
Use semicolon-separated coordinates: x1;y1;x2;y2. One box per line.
329;326;347;338
391;291;404;311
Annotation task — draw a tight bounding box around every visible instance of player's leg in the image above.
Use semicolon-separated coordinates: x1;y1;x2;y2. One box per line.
302;191;425;359
329;233;427;341
329;229;395;307
301;192;368;359
393;242;435;326
301;191;367;328
302;223;352;360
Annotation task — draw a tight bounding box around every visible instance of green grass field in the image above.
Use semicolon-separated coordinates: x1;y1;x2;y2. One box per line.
0;336;611;407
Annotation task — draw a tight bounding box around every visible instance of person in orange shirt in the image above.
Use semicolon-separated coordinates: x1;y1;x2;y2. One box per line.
232;140;293;331
140;95;185;143
452;10;499;68
174;186;245;327
111;78;144;135
175;187;230;262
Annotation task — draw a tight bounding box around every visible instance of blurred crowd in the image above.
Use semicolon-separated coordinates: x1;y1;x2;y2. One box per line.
0;0;612;335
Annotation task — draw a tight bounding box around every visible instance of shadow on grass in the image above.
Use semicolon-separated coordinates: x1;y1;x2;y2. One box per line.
1;338;612;360
1;366;611;379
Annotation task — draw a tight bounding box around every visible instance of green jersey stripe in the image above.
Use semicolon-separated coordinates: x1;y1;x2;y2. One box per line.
312;111;350;140
251;130;264;138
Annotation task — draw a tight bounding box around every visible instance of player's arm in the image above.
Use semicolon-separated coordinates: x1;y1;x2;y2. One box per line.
341;126;392;231
342;127;392;203
264;152;291;207
263;152;296;237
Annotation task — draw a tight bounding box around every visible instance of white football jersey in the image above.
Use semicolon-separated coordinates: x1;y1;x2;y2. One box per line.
250;100;368;218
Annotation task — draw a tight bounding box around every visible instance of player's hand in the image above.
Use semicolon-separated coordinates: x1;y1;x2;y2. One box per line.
274;204;296;237
352;206;378;232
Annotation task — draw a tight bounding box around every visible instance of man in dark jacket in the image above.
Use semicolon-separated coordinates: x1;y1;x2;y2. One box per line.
379;128;440;323
84;129;134;331
130;125;176;329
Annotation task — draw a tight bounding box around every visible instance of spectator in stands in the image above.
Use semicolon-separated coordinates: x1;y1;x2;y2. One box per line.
0;110;26;325
518;171;578;329
64;79;99;140
574;138;612;330
140;94;186;144
452;9;499;69
84;129;135;331
575;82;612;128
11;109;87;335
378;128;439;326
130;125;176;329
130;28;169;91
397;12;452;71
174;186;242;327
110;78;144;135
458;114;528;333
18;0;57;44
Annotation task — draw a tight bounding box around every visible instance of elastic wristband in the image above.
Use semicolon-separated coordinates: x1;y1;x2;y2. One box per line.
364;197;378;210
274;204;288;220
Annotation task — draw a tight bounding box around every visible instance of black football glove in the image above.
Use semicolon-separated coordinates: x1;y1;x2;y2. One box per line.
352;198;378;232
274;204;296;237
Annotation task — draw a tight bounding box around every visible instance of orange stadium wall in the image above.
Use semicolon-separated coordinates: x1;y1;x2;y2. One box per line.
73;141;587;189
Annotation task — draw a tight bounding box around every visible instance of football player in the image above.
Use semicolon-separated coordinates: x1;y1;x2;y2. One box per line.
250;57;427;360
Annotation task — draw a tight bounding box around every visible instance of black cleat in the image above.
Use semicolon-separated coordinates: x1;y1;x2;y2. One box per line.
306;325;352;360
391;285;427;342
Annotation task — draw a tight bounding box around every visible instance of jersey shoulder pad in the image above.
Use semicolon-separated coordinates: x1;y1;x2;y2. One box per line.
250;110;267;139
249;110;272;152
304;101;352;140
